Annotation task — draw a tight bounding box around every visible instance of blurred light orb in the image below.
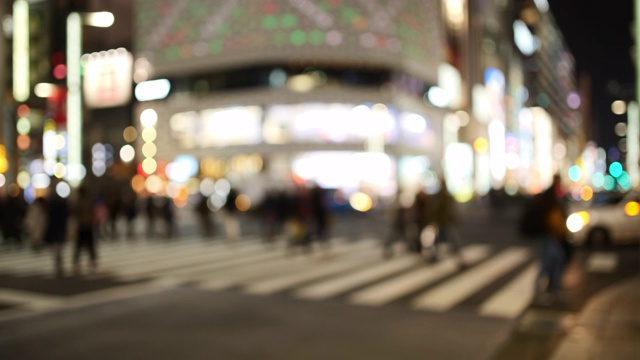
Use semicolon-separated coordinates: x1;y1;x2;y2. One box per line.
566;92;581;109
16;118;31;135
603;175;616;191
553;143;567;160
504;179;519;196
16;135;30;150
473;137;489;154
141;142;157;158
0;158;7;174
16;171;30;189
214;178;231;196
567;211;589;233
425;86;449;108
200;178;215;196
235;194;252;212
55;181;71;198
208;194;226;211
141;127;157;142
614;122;627;137
568;165;582;182
618;138;627;153
31;173;50;189
119;145;135;163
607;147;620;162
609;162;623;177
455;110;470;127
591;172;605;188
56;134;66;150
0;174;5;187
142;158;157;175
624;201;640;217
611;100;626;115
145;175;163;194
123;126;138;142
50;163;64;179
131;174;146;193
92;143;106;158
140;108;158;128
580;186;593;201
92;162;106;177
349;192;373;212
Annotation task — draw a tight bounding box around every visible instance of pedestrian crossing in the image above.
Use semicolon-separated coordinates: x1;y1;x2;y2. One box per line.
0;237;624;319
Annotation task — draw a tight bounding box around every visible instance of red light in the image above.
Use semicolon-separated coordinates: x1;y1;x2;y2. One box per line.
53;64;67;80
16;135;30;150
17;104;30;118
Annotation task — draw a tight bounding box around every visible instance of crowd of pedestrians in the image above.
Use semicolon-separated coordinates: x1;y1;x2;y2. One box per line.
383;177;464;264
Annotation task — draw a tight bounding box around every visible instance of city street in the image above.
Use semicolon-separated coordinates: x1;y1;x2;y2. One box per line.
0;204;637;359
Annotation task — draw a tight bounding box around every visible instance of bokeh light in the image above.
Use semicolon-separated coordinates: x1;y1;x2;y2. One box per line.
579;186;593;201
609;162;623;177
123;126;138;142
614;122;627;137
611;100;626;115
624;201;640;217
349;192;373;212
235;194;252;212
56;181;71;198
140;109;158;128
120;145;135;163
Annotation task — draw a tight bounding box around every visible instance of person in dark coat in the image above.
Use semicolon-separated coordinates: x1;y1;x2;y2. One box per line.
73;186;97;273
45;182;69;276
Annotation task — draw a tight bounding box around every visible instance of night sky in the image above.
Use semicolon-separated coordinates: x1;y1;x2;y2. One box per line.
549;0;635;150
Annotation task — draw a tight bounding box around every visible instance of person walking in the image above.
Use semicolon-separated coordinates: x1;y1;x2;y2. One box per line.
535;175;568;303
430;177;464;263
24;197;48;250
45;181;69;276
382;190;411;258
223;188;241;242
73;186;98;274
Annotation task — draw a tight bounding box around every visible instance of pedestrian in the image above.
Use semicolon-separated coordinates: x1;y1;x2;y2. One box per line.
44;181;69;276
260;189;280;243
121;188;138;238
411;188;432;254
145;195;157;237
223;188;241;242
382;189;411;258
527;174;568;304
0;187;26;248
73;185;98;274
195;194;214;238
309;183;331;253
24;197;48;250
161;196;176;238
430;177;464;263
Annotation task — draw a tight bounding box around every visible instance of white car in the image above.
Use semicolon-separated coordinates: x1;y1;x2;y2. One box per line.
566;190;640;246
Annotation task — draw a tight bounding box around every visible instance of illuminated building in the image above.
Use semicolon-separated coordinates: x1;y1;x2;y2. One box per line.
133;0;448;199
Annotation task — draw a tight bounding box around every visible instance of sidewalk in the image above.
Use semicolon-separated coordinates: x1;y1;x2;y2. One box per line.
549;274;640;360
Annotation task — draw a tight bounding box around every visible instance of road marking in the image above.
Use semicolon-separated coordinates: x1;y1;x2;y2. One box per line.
195;240;377;290
478;263;538;319
586;252;618;273
348;245;491;307
0;288;63;310
294;254;421;300
412;247;531;312
243;250;380;295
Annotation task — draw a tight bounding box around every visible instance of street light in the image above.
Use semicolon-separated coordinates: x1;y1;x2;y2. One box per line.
66;11;114;187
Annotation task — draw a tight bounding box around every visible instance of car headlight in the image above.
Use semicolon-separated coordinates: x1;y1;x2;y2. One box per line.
566;211;590;233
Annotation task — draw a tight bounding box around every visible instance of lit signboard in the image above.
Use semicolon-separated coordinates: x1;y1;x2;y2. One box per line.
83;48;133;108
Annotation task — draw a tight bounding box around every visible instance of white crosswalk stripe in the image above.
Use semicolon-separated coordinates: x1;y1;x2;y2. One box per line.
586;252;618;273
411;247;531;312
0;238;579;320
348;245;491;306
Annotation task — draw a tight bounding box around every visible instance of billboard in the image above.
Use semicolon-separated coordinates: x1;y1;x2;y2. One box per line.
134;0;443;82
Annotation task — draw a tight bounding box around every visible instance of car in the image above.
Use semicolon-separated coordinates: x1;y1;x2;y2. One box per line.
566;190;640;246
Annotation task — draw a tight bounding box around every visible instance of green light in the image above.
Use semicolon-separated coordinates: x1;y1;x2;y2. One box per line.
341;7;359;23
536;93;551;108
603;175;616;191
262;15;278;30
308;30;325;45
290;30;306;46
281;14;298;29
568;165;582;182
617;171;630;187
591;172;605;188
208;40;223;54
609;161;623;177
